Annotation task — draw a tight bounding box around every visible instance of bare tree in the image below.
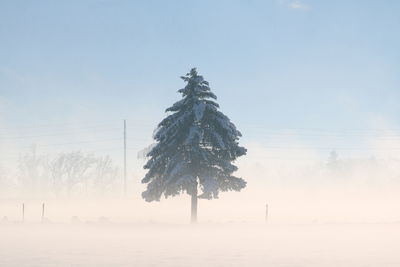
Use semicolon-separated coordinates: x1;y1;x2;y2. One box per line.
91;155;119;196
17;146;48;195
47;154;67;196
59;151;96;196
46;151;119;196
17;148;119;197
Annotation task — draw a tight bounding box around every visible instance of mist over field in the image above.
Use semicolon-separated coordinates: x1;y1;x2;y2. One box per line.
1;138;400;224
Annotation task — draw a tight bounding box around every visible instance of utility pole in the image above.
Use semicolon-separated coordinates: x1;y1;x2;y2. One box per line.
124;119;127;196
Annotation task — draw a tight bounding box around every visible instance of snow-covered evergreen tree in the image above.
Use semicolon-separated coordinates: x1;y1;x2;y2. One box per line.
142;68;247;222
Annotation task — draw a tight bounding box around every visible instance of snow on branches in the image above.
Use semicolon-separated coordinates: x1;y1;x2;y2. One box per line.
142;68;247;202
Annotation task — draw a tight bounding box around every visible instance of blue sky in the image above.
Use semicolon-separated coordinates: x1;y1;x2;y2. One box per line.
1;0;400;159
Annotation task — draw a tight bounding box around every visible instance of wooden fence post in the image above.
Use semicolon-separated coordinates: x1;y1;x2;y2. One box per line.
42;203;45;222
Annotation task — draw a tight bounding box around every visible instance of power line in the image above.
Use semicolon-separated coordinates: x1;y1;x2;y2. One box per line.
255;145;400;151
2;120;400;134
14;138;122;148
0;128;121;140
0;125;156;140
246;131;400;138
0;147;124;161
0;122;118;130
243;125;400;133
0;119;154;131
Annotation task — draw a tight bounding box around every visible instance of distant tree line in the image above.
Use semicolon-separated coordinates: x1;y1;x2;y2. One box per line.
1;146;119;197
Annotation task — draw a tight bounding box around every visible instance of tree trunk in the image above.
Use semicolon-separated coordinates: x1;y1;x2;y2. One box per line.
191;183;198;223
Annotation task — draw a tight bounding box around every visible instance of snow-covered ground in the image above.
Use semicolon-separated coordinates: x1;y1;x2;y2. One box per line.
0;222;399;267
